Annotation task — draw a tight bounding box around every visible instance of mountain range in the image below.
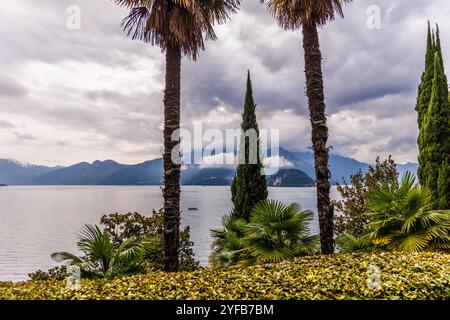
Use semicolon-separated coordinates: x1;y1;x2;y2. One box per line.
0;148;418;187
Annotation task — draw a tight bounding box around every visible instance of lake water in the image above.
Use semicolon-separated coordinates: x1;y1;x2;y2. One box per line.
0;186;339;281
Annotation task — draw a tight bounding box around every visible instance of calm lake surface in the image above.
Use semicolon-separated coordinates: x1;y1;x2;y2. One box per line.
0;186;339;281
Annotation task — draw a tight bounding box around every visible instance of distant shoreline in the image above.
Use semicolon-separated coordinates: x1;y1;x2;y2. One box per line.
0;184;322;188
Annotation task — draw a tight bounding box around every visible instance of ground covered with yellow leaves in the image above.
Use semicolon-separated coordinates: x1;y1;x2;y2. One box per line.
1;252;448;300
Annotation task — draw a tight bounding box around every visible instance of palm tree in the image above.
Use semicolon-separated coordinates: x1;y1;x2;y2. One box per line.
337;173;450;253
52;225;153;279
210;200;318;267
114;0;240;271
262;0;353;254
336;233;375;253
245;200;319;264
366;172;450;252
210;214;248;267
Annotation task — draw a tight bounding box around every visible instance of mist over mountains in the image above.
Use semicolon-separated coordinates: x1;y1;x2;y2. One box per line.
0;148;418;187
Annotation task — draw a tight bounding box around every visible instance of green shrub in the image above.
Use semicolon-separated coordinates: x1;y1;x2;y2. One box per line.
28;266;70;281
337;173;450;254
29;210;199;281
101;211;199;271
4;252;448;300
210;200;319;267
336;233;377;254
334;156;399;237
51;224;153;279
210;214;249;267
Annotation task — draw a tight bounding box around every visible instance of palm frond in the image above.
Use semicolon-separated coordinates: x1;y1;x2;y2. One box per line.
263;0;353;29
51;224;151;278
51;252;83;264
115;0;240;59
364;173;450;253
336;233;375;253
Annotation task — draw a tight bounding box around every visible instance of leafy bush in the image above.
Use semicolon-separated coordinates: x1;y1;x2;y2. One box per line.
210;200;319;267
334;156;399;237
100;211;199;271
28;266;70;281
2;252;449;300
29;210;199;281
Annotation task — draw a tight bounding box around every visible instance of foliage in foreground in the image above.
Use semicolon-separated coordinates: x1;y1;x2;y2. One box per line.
51;225;153;279
28;266;71;281
210;200;319;267
337;173;450;253
32;211;199;280
100;211;199;271
2;252;449;300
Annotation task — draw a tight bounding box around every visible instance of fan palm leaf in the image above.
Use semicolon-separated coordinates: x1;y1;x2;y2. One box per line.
367;172;450;252
115;0;239;59
336;233;375;253
210;201;319;266
263;0;351;28
52;224;150;279
243;200;318;264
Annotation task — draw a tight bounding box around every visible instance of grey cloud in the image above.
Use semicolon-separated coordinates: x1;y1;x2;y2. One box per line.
0;77;27;98
376;136;418;154
1;0;449;165
13;132;36;141
0;120;14;128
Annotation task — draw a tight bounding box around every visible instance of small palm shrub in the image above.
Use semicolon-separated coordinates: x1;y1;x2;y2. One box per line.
51;225;154;279
32;211;199;280
210;215;248;267
210;200;319;267
336;233;376;254
337;172;450;253
245;200;319;263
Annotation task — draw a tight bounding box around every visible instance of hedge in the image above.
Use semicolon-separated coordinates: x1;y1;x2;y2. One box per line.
1;252;449;300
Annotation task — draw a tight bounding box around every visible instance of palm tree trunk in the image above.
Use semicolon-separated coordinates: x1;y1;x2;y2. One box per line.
302;23;334;255
163;43;182;271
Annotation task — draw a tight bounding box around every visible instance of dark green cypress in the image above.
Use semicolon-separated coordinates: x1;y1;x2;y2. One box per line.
435;24;448;86
422;52;450;209
231;71;268;221
434;25;450;209
435;24;444;68
417;22;436;184
437;158;450;209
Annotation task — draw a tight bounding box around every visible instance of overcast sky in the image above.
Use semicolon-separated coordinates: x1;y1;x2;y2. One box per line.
0;0;449;166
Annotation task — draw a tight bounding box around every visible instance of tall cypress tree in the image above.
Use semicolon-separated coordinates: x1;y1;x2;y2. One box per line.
231;71;268;221
437;158;450;209
416;22;436;184
434;26;450;209
422;52;450;209
435;25;444;69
